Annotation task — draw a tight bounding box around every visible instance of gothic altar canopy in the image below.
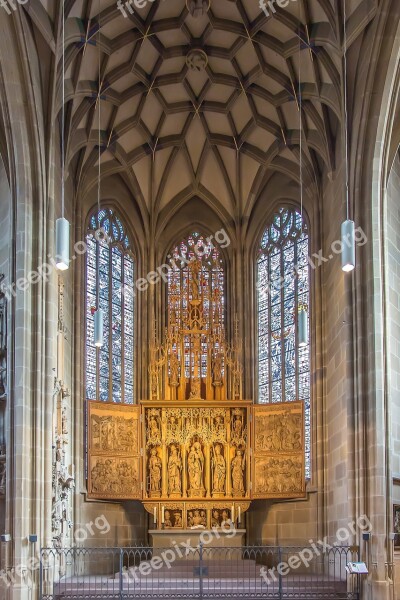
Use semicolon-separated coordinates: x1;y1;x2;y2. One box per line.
87;257;305;528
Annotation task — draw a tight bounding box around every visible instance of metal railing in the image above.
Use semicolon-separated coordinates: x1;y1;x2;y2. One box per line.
40;544;360;599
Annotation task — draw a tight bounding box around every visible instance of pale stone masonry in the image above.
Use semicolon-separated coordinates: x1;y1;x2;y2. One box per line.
0;2;399;600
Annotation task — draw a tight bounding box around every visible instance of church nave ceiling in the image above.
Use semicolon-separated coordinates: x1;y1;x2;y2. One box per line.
24;0;377;225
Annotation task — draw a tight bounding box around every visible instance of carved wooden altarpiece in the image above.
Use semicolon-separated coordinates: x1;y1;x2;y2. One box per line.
87;258;306;525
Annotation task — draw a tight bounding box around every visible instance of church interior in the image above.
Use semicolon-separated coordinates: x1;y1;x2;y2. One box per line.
0;0;399;598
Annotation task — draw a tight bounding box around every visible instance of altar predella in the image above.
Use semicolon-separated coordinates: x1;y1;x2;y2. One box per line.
87;256;305;528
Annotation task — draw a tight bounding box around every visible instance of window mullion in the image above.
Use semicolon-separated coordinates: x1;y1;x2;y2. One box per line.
294;239;299;401
268;253;272;404
109;244;113;402
280;245;285;403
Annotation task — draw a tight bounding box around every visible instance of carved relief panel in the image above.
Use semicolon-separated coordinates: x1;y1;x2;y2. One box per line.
252;401;305;499
88;402;141;500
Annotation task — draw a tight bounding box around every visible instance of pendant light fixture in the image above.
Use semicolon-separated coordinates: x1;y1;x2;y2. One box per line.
341;0;355;273
297;6;308;349
94;2;104;348
298;304;308;347
55;0;70;271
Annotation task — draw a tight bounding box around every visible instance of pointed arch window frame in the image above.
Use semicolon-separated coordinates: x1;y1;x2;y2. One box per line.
256;206;311;479
84;207;136;405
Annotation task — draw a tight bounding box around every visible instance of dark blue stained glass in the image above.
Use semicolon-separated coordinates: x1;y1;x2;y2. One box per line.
86;345;97;372
86;372;96;400
112;247;122;278
99;352;110;379
85;208;135;404
272;379;282;402
112;380;122;401
87;318;95;346
124;385;133;404
99;377;109;401
122;285;134;308
125;361;134;385
124;313;134;337
285;376;296;400
257;206;311;479
124;256;134;283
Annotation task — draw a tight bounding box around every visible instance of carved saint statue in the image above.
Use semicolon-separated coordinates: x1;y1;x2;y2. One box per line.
187;441;204;494
213;352;223;385
233;415;242;437
62;407;68;434
168;445;182;496
212;443;226;494
149;415;160;440
148;448;162;494
231;449;245;496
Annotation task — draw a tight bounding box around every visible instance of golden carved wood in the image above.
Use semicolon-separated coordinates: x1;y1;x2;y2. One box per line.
252;401;305;499
149;259;243;402
142;401;251;504
86;399;306;506
87;402;142;500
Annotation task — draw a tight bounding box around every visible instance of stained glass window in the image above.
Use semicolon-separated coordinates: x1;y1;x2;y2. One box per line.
257;207;311;477
167;232;225;380
85;208;135;404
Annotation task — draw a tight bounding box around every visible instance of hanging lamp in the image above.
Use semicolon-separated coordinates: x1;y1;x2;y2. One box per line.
55;0;70;271
297;9;309;349
298;304;308;347
341;0;355;272
93;1;104;348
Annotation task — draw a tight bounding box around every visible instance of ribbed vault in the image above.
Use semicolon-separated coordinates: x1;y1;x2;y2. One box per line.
25;0;377;226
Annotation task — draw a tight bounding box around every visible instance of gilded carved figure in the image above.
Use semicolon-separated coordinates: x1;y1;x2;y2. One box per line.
187;441;205;496
148;448;162;496
231;449;245;496
168;445;182;496
212;443;226;494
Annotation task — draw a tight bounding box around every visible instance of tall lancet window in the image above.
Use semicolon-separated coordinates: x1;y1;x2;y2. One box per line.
167;232;225;385
85;208;135;404
257;207;310;477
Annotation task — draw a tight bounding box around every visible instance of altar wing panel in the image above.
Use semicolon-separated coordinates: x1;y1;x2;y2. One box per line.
251;401;305;499
87;401;142;500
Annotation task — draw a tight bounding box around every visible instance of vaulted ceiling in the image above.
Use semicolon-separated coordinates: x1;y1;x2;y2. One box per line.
25;0;377;225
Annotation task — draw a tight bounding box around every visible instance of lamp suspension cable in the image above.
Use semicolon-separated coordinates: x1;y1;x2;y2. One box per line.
341;0;356;272
97;0;101;219
61;0;65;219
298;3;303;234
298;2;307;347
343;0;349;222
56;0;70;271
94;0;104;348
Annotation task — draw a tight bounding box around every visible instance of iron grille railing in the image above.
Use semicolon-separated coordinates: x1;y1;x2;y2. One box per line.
39;544;360;600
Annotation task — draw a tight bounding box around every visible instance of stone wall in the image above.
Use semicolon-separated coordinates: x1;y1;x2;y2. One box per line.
247;493;318;545
387;152;400;599
387;153;400;477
